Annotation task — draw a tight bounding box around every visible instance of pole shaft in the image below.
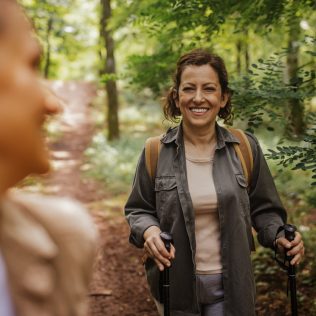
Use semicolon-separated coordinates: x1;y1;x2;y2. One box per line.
289;265;298;316
163;269;170;316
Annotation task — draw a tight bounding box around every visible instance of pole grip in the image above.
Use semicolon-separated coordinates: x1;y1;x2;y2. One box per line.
160;232;173;253
284;224;296;262
284;224;296;242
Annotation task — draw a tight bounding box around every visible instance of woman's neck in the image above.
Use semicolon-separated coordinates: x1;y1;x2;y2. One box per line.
0;164;23;196
182;121;217;147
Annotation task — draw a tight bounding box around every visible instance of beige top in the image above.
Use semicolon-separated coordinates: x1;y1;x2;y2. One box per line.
185;144;222;274
0;189;98;316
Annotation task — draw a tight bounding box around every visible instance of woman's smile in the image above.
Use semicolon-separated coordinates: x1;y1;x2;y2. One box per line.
189;107;210;114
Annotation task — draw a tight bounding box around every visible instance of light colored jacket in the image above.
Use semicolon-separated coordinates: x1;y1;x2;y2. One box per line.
125;123;287;315
0;190;98;316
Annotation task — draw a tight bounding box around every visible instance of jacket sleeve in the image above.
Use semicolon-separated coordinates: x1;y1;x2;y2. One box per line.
246;133;287;249
124;148;160;248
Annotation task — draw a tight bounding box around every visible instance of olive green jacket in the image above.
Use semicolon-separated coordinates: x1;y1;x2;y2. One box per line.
125;123;286;315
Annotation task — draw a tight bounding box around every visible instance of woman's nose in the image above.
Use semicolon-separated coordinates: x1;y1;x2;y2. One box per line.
40;82;63;115
44;90;63;115
193;89;204;103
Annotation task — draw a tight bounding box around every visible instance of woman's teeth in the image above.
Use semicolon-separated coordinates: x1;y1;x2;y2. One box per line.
190;108;208;113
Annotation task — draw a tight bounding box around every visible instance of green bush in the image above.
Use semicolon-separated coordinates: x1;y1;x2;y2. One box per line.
84;102;165;194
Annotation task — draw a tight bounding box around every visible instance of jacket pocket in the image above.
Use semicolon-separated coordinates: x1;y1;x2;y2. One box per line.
235;174;256;252
154;176;178;223
155;176;177;191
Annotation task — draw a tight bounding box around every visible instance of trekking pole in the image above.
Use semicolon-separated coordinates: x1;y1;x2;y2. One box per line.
284;224;298;316
160;232;173;316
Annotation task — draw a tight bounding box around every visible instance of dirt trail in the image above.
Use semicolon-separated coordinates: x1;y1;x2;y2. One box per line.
42;81;157;316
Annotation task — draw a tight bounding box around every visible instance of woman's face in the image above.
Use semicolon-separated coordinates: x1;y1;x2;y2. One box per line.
0;3;59;179
176;64;227;131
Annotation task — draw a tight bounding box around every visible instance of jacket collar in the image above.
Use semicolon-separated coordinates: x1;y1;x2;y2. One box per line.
161;121;240;149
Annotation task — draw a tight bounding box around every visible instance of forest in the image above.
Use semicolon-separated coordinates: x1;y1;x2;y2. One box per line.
19;0;315;315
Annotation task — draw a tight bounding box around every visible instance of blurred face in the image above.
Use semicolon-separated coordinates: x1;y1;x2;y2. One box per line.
0;2;59;180
175;64;228;131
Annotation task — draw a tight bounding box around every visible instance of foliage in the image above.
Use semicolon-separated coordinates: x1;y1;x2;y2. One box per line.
231;46;315;128
20;0;99;79
266;126;316;186
113;0;316;185
85;94;164;193
115;0;315;91
85;132;144;193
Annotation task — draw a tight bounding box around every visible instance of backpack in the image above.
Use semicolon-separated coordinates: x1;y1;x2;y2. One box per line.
145;128;253;188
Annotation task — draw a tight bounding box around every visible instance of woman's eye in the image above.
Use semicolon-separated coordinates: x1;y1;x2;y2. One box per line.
205;87;215;92
183;87;194;91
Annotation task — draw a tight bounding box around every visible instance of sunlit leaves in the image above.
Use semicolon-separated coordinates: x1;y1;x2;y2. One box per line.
266;128;316;186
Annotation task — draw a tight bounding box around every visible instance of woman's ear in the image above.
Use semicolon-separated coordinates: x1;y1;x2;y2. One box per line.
220;92;229;108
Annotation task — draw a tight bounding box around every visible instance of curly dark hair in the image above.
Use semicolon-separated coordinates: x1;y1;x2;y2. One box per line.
163;49;233;124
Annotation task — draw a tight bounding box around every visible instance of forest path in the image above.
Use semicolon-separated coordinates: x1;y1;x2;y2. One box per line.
41;81;157;316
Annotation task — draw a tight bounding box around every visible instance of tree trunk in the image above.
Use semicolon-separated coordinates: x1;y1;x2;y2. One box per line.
286;20;305;137
244;31;250;72
44;17;53;78
236;39;242;75
237;32;249;75
100;0;120;141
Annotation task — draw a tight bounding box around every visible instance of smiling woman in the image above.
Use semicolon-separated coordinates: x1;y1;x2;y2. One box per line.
125;49;305;316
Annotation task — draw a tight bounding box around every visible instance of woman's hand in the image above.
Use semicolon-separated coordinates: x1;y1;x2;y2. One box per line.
276;231;305;265
143;226;176;271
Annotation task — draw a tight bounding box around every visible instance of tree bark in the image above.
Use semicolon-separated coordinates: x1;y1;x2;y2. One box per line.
236;31;249;75
244;31;250;72
100;0;120;141
286;20;305;137
236;39;242;75
44;17;53;78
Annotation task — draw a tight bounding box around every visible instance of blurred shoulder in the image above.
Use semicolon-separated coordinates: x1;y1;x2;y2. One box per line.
6;189;98;243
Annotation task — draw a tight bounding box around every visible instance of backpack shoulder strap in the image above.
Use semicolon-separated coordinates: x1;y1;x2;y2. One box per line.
228;128;254;187
145;135;163;182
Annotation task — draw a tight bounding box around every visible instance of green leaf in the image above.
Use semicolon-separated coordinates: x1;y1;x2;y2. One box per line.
292;162;305;170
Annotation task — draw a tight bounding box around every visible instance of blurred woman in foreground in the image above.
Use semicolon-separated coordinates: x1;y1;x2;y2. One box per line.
0;1;97;315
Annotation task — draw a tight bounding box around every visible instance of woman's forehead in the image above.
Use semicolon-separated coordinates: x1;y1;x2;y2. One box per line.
181;65;219;84
0;2;40;60
0;1;32;38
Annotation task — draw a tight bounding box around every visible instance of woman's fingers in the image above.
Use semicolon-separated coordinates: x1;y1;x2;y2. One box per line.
170;244;176;259
288;241;305;265
153;258;165;271
145;238;171;268
276;232;305;266
144;233;176;270
290;249;304;265
276;237;291;251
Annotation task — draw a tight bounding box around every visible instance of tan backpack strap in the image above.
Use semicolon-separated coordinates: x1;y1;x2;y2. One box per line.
229;128;254;187
145;135;162;181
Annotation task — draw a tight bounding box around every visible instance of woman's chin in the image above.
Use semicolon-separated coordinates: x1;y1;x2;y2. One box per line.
35;158;51;175
29;152;51;175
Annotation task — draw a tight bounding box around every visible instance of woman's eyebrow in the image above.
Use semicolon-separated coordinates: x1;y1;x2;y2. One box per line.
203;82;218;86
